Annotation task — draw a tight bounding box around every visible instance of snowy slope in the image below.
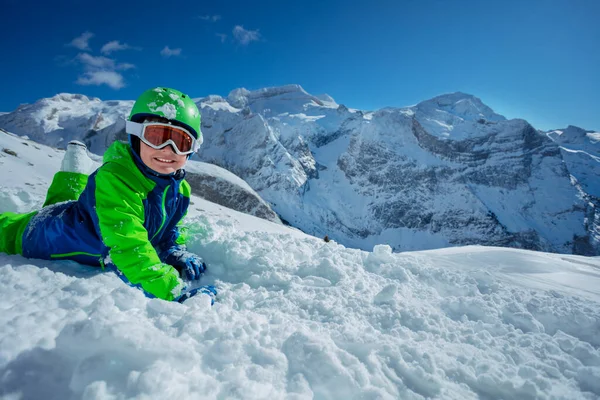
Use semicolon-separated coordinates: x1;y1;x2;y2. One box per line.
1;87;598;256
1;130;600;399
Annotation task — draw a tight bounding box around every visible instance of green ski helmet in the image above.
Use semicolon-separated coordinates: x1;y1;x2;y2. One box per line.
128;87;202;145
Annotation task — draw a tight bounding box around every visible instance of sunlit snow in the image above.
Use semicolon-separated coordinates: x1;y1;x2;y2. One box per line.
1;131;600;399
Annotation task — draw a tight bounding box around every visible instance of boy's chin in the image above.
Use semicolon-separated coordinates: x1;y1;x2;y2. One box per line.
153;167;178;174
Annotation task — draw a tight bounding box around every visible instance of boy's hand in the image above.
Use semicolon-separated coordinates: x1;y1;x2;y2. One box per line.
182;255;206;281
175;285;217;304
163;247;207;280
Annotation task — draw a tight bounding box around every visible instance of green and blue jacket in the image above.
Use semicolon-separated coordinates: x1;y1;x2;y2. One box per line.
21;141;191;300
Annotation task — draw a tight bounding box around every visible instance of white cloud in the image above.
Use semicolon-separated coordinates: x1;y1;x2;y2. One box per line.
76;53;134;71
216;33;227;43
76;71;124;89
101;40;131;54
66;34;136;89
232;26;261;45
199;15;221;22
77;53;115;69
116;63;135;70
160;46;182;58
68;32;94;51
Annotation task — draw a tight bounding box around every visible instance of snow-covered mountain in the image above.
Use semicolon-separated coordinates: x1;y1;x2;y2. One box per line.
1;132;600;399
1;86;598;255
0;94;132;152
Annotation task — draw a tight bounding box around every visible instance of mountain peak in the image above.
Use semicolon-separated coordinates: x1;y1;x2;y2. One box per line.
416;92;506;122
47;93;101;103
546;125;599;147
226;84;326;110
562;125;589;136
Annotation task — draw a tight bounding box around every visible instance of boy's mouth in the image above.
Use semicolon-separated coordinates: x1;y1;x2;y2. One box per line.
155;158;175;163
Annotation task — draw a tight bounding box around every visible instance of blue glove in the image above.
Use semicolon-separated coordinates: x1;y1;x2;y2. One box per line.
175;285;217;304
180;255;206;281
162;247;207;281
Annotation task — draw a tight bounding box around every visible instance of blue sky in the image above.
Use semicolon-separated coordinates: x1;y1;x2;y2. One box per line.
2;0;599;130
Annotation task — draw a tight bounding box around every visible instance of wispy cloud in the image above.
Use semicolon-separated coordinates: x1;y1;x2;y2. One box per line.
77;53;115;69
117;63;135;71
63;33;137;89
101;40;140;55
199;14;221;22
73;53;134;89
68;32;94;51
160;46;182;58
76;53;135;71
76;71;124;89
216;33;228;43
232;26;261;45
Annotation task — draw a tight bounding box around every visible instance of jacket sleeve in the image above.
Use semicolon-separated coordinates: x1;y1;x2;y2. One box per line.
94;165;184;301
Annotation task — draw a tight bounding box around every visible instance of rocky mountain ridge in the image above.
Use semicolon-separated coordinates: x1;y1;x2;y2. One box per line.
1;86;597;255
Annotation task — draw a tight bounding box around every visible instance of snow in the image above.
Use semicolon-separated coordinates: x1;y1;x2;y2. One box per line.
150;103;177;120
288;113;326;122
561;147;600;163
546;126;600;155
225;85;337;116
1;131;600;399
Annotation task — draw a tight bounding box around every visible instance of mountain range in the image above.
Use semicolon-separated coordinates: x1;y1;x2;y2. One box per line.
1;85;598;255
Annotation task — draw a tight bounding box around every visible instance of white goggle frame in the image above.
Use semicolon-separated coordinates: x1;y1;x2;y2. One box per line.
126;120;201;155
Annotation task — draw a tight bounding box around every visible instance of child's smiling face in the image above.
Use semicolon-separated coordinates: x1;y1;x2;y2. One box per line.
139;141;187;174
137;116;190;174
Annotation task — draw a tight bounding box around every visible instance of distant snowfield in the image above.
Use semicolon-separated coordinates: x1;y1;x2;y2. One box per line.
1;132;600;399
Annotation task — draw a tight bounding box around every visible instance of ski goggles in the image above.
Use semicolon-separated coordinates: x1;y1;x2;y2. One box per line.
126;120;201;155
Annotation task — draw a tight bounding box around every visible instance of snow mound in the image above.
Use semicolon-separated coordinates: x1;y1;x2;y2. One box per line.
1;215;599;399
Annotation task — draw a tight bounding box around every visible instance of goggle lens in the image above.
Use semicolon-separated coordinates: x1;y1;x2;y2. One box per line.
143;124;194;153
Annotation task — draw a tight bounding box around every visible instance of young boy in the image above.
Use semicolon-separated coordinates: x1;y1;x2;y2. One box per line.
0;87;216;303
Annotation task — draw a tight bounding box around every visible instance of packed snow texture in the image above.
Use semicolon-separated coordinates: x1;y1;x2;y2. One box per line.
1;128;600;399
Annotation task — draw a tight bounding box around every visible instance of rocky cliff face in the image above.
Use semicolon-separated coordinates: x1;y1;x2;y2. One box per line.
183;161;282;224
1;87;597;255
544;126;600;254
